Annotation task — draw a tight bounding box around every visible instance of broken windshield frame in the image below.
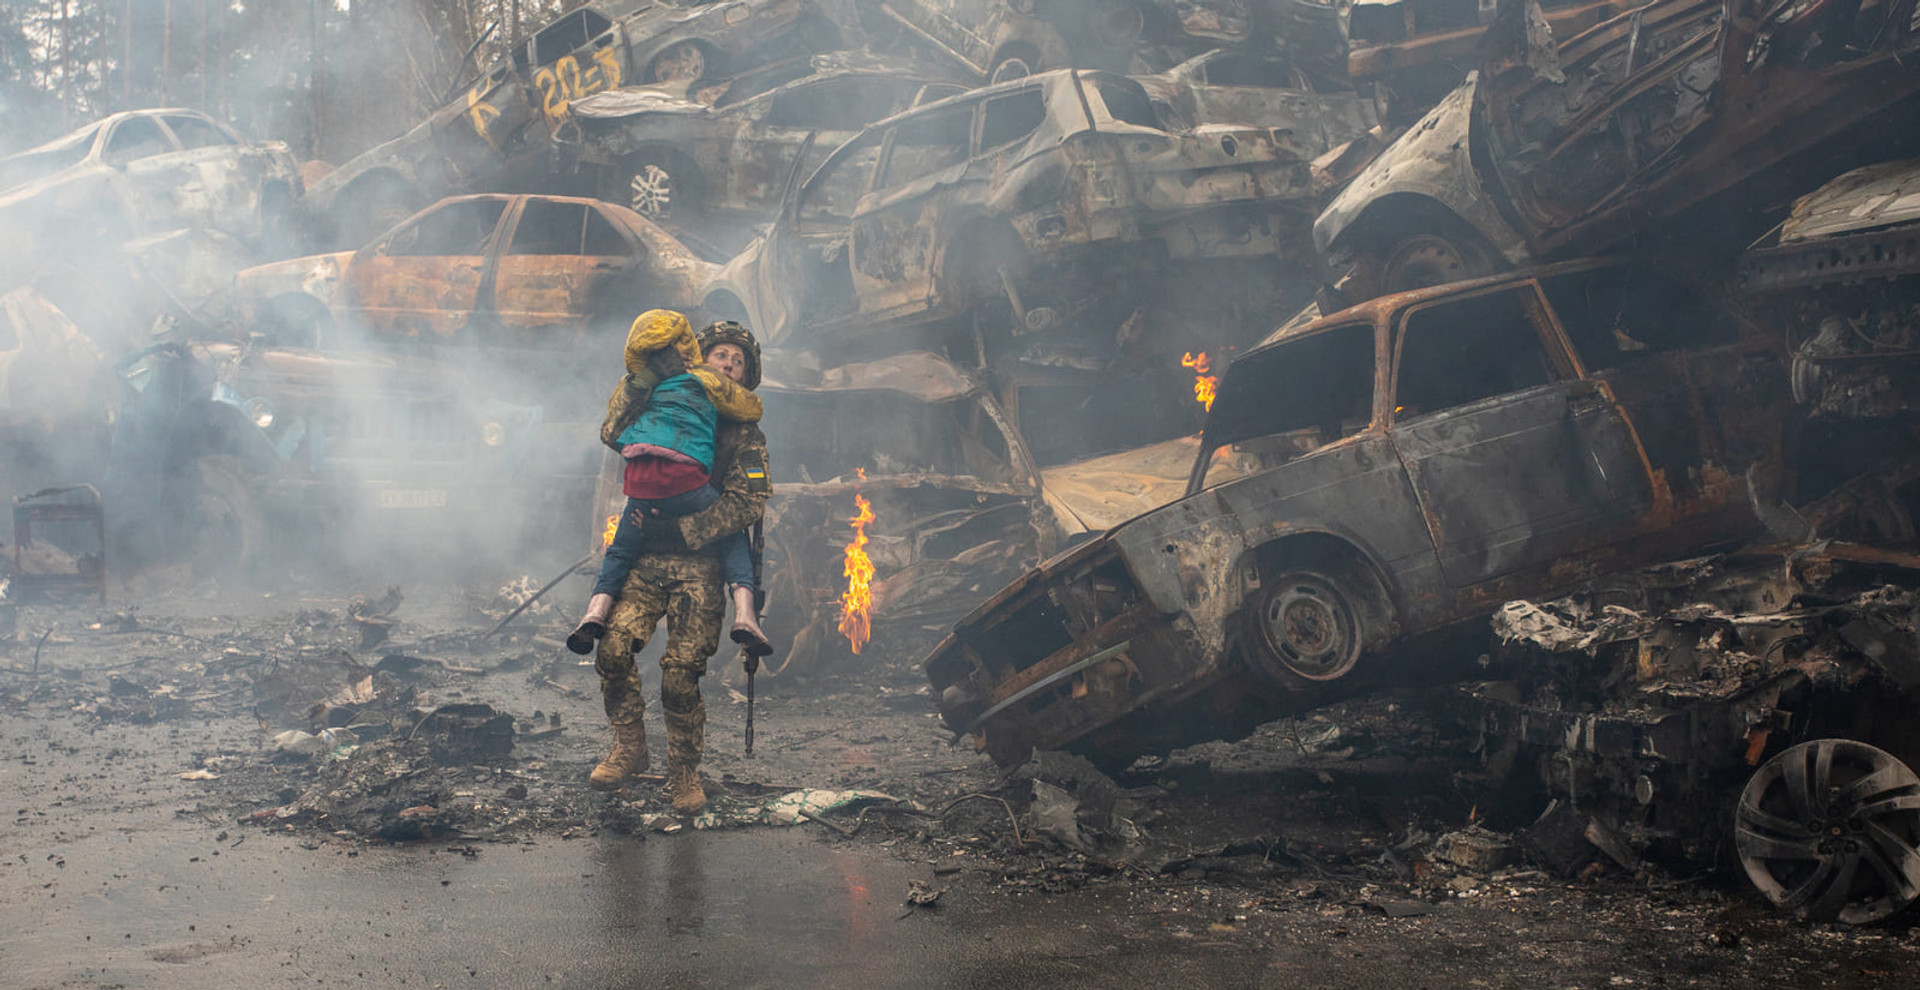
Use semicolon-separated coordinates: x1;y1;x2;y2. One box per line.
1188;320;1382;494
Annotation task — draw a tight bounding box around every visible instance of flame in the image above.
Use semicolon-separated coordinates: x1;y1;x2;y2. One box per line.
838;493;875;654
603;514;619;547
1182;351;1218;412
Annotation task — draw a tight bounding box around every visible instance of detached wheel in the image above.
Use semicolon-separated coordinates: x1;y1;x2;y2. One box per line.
1736;739;1920;924
1246;560;1386;686
1378;233;1494;293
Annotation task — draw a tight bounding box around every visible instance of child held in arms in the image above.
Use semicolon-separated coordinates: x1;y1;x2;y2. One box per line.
567;309;771;657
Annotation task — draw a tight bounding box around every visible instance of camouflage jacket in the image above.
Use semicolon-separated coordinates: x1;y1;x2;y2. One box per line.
601;374;771;553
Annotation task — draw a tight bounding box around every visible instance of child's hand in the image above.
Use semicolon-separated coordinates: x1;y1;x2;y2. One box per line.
647;349;688;380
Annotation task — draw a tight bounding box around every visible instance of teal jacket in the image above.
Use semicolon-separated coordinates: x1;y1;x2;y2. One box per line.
616;374;716;473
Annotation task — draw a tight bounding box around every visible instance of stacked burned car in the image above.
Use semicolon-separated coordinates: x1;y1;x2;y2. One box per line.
927;259;1791;767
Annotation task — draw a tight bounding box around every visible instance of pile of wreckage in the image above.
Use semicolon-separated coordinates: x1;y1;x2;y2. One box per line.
2;0;1919;923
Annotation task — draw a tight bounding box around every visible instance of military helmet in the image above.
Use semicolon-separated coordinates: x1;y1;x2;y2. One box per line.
697;320;762;390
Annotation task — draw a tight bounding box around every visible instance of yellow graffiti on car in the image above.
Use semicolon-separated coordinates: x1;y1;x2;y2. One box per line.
535;47;623;120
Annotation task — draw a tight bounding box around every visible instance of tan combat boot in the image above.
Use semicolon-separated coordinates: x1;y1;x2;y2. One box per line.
668;761;707;814
588;720;649;791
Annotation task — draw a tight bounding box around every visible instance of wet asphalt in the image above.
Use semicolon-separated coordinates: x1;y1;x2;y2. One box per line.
4;821;1285;990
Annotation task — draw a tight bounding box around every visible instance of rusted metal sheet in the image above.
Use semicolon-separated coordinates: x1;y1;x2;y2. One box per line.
927;257;1794;768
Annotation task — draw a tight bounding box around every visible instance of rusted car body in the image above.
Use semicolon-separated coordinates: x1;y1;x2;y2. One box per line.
233;193;716;358
709;68;1320;353
1317;0;1920;300
925;258;1792;768
1347;0;1631;121
865;0;1343;81
0;109;300;287
568;54;964;240
1739;157;1920;420
1131;47;1376;148
302;0;841;248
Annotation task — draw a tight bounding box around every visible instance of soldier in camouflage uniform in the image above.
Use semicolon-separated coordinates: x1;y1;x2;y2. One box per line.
589;321;771;814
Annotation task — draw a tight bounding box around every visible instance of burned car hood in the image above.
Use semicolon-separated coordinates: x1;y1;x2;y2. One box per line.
569;82;706;120
231;252;355;307
1041;435;1214;536
1777;158;1920;244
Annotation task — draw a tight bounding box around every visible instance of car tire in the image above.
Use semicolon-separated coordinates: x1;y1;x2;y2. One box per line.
1090;1;1145;50
1346;229;1500;301
183;454;268;584
343;177;419;248
610;152;704;223
1246;562;1380;686
648;42;711;84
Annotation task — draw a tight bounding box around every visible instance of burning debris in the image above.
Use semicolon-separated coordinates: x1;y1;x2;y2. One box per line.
838;490;875;655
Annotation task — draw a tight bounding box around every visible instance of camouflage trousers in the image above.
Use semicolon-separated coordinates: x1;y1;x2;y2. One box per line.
594;553;725;774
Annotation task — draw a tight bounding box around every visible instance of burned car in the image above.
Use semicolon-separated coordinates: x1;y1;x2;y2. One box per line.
1131;47;1375;149
865;0;1345;82
1739;157;1920;421
568;54;965;240
303;0;844;248
109;332;544;578
233;193;717;362
710;68;1321;358
926;258;1793;769
1317;0;1920;301
0;109;301;285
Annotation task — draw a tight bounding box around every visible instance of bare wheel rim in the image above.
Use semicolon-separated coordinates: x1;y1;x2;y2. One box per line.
629;164;673;218
650;43;706;83
989;57;1033;84
1382;234;1482;294
1259;574;1360;681
1736;739;1920;924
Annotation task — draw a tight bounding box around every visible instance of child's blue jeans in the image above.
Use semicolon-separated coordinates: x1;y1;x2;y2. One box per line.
592;485;754;597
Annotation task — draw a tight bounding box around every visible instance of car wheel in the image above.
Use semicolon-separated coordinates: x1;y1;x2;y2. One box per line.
989;56;1034;84
1376;232;1497;295
183;454;267;583
619;152;704;223
1735;739;1920;924
344;178;418;247
648;42;709;83
1091;1;1144;50
1249;567;1368;683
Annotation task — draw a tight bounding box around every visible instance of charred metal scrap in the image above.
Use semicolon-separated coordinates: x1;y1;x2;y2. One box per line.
1465;545;1920;924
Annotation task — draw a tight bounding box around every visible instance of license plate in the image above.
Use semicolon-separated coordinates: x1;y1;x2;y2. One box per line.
377;489;448;509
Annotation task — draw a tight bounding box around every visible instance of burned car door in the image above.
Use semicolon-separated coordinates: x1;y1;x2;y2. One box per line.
1181;52;1370;152
1385;282;1653;587
152;114;273;235
728;75;927;212
848;99;979;320
104;115;187;231
1537;263;1784;518
769;130;886;332
345;198;510;339
1477;0;1726;236
489;199;640;340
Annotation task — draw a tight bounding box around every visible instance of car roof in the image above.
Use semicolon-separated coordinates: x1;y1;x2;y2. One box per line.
1241;257;1624;359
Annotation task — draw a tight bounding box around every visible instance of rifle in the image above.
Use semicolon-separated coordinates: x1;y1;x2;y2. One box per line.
744;520;766;757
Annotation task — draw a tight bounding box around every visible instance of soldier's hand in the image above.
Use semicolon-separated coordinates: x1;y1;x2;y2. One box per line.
648;348;688;381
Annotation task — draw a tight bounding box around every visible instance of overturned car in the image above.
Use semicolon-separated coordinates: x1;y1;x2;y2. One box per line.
1317;0;1920;300
927;258;1793;768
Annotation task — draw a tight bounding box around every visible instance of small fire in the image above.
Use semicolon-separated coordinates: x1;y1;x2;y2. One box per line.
603;513;619;547
838;493;875;654
1182;351;1218;412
